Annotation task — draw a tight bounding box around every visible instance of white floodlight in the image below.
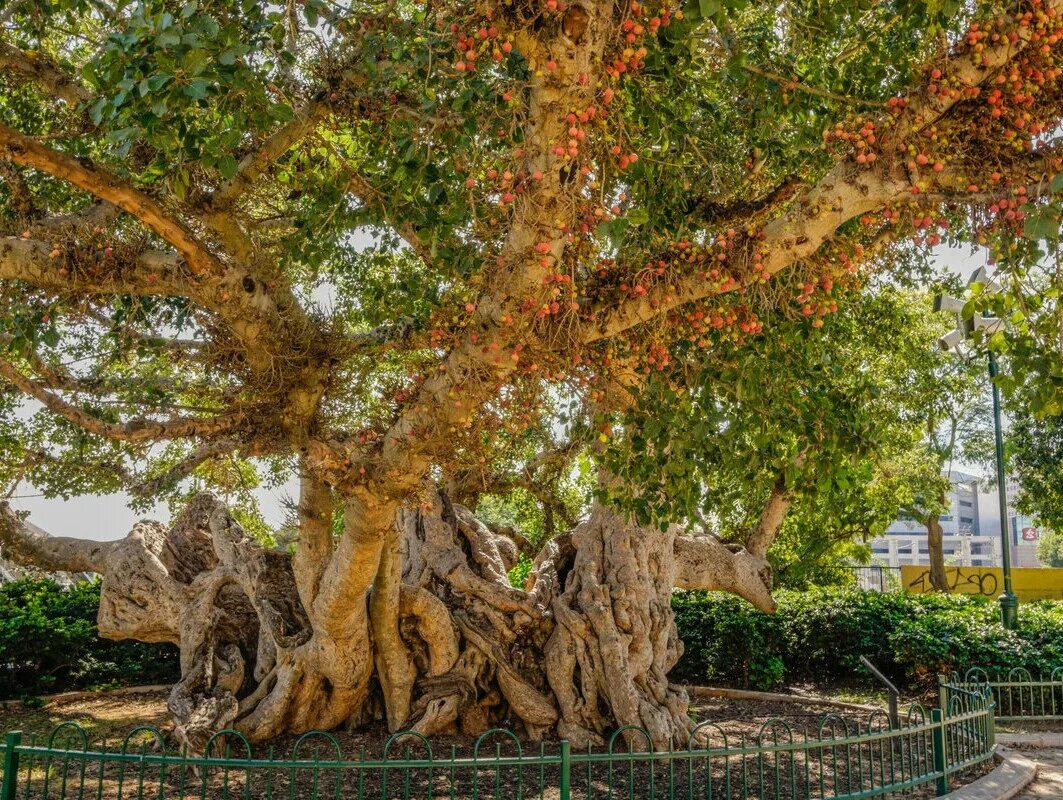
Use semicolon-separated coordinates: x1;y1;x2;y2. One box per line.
937;328;965;351
967;266;1003;295
971;314;1003;335
933;294;966;314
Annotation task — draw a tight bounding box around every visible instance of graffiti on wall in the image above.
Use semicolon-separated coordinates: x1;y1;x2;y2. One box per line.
900;565;1063;601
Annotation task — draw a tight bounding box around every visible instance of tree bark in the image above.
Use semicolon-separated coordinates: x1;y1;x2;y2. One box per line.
0;490;775;752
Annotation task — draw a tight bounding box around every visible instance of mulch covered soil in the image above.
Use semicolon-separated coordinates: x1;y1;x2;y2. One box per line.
0;688;996;799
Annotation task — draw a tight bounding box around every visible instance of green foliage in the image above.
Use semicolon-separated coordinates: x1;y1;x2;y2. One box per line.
1037;529;1063;568
1009;407;1063;536
604;286;977;555
0;577;179;699
969;257;1063;420
507;552;533;589
672;587;1063;690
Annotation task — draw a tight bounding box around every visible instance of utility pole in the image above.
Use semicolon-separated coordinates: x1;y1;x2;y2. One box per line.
988;350;1018;630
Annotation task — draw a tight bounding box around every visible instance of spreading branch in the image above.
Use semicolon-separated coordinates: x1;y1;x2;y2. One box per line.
0;353;245;444
0;123;222;275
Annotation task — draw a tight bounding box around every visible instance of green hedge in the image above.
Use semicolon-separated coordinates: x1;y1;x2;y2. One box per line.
7;578;1063;700
0;577;179;699
671;587;1063;691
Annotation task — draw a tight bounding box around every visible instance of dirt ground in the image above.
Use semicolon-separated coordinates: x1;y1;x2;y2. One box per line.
0;688;995;800
0;688;887;749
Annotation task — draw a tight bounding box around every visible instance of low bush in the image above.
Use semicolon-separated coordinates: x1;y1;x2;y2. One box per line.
0;577;179;699
672;586;1063;691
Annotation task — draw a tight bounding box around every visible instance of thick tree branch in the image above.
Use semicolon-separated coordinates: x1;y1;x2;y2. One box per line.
745;475;793;558
746;453;807;557
586;4;1063;344
0;41;92;105
310;15;619;623
0;502;113;572
293;471;334;610
585;162;904;342
673;533;775;612
210;103;327;210
0;234;319;386
0;123;221;275
883;13;1040;148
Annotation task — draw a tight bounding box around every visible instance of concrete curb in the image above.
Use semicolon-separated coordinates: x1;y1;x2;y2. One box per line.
686;685;880;713
0;684;170;710
941;746;1037;800
996;732;1063;749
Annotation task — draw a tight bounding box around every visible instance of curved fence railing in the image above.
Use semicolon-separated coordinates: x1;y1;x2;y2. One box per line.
0;680;994;800
946;667;1063;722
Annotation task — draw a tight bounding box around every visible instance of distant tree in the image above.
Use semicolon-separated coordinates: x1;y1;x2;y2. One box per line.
1037;529;1063;567
1010;408;1063;535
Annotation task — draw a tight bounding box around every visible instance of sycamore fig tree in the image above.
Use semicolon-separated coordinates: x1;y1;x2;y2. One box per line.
2;0;1063;752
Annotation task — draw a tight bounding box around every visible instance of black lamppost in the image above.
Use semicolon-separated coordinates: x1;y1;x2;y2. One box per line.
934;267;1018;630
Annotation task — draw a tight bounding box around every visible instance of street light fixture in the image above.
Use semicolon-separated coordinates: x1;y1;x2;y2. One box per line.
933;269;1018;631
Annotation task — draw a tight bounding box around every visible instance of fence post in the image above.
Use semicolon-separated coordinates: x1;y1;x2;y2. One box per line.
931;709;948;796
938;674;949;716
559;740;571;800
985;685;996;749
1;731;22;800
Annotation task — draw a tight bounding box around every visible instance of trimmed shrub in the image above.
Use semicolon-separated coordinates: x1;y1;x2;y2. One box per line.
0;577;179;699
672;587;1063;691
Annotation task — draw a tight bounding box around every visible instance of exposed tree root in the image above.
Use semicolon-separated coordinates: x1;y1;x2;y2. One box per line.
0;491;774;752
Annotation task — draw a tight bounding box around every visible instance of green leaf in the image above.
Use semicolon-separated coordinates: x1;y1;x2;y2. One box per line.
155;30;181;48
217;154;239;179
698;0;721;19
627;207;650;225
184;79;210;99
1023;209;1060;242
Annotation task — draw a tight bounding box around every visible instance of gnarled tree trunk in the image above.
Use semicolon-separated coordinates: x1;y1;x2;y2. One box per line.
0;489;775;752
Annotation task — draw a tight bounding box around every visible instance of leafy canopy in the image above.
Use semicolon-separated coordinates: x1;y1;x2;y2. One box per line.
1;0;1062;536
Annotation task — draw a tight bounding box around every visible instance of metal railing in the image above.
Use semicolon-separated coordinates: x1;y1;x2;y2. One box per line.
946;667;1063;722
0;682;994;800
846;566;902;593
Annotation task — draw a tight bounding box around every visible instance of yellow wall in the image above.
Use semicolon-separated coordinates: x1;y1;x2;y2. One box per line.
900;565;1063;601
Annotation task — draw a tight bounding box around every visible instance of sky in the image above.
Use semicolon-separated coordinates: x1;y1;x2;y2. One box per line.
6;245;993;543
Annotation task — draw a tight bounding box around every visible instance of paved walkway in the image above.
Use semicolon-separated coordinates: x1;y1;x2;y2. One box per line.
1013;748;1063;799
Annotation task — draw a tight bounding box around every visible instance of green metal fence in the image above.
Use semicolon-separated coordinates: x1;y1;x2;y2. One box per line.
946;666;1063;723
0;682;994;800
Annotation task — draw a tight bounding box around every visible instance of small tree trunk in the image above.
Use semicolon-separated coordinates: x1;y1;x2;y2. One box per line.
925;509;950;592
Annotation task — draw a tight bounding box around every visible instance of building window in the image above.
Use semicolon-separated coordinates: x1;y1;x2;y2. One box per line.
960;516;974;525
959;500;973;508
